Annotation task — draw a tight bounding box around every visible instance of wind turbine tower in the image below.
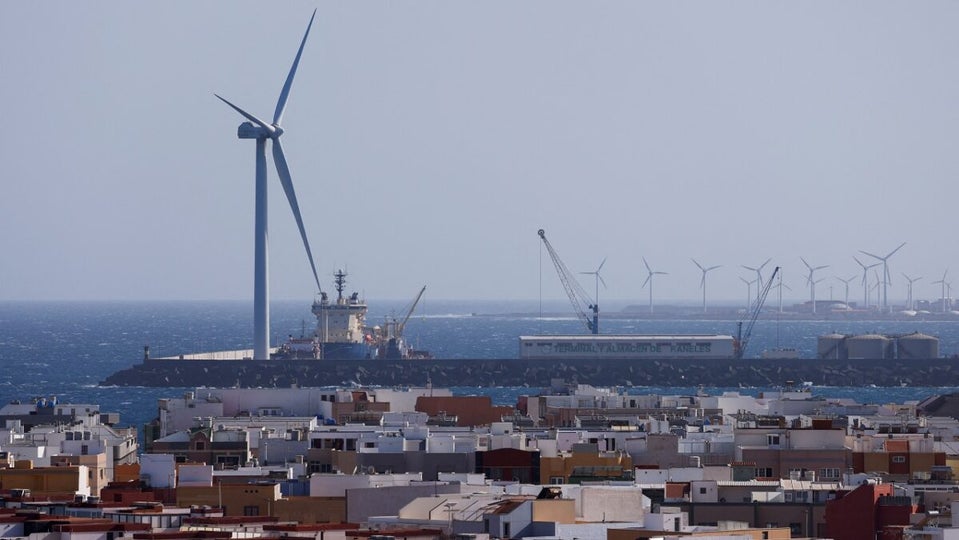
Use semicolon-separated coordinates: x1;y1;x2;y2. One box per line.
860;242;906;313
853;256;880;310
692;259;721;314
217;11;323;360
933;269;949;313
641;257;667;314
902;273;922;311
801;257;828;314
739;276;757;310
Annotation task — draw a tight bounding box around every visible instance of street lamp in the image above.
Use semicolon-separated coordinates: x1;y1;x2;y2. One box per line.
443;502;454;533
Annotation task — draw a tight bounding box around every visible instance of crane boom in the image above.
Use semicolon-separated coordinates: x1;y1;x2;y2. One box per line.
538;229;598;334
735;266;779;359
397;286;427;336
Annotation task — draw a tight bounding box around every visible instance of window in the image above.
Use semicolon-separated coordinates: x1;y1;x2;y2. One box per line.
892;456;907;464
243;505;259;516
550;477;565;485
503;522;511;538
699;487;707;495
820;468;840;479
755;467;773;478
767;434;781;446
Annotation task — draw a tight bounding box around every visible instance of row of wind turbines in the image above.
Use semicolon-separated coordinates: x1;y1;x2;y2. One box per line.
632;242;953;315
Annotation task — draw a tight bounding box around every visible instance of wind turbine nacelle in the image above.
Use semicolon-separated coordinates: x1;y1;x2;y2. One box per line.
237;122;272;139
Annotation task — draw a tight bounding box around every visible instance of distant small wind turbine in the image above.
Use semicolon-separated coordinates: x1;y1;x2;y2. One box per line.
579;257;607;314
742;258;772;291
901;273;922;311
641;257;668;314
933;269;949;313
217;10;322;360
801;257;829;314
836;275;857;308
773;271;791;313
853;256;880;309
860;242;906;313
692;259;721;314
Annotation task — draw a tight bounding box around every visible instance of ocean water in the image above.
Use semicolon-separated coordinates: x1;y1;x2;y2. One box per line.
1;300;959;435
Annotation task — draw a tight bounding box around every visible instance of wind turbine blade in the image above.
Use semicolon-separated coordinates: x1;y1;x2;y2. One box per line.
598;274;607;289
742;265;756;272
216;94;272;131
800;257;811;270
597;257;607;273
642;274;652;289
759;258;771;271
859;249;882;261
707;265;721;272
274;9;317;126
887;242;907;259
272;138;322;291
815;265;829;271
643;257;651;273
853;255;865;269
692;258;704;271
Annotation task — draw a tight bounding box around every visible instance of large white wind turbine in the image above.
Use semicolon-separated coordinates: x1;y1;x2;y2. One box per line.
217;10;322;361
836;275;856;308
853;256;880;309
801;257;828;314
742;258;772;291
901;273;922;311
933;269;949;313
692;259;721;314
860;242;906;313
641;257;667;314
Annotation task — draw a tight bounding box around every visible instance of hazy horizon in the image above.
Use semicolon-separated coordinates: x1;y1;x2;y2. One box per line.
3;2;957;304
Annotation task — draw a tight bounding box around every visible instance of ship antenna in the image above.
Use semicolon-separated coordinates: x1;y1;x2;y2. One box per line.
334;269;347;300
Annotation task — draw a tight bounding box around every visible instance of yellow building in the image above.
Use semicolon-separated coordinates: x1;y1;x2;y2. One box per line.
539;450;633;484
0;460;89;498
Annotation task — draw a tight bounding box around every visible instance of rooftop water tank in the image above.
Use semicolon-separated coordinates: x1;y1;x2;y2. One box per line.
846;334;891;359
897;333;939;359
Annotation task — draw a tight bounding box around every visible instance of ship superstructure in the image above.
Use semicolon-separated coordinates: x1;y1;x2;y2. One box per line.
311;270;371;359
274;270;430;360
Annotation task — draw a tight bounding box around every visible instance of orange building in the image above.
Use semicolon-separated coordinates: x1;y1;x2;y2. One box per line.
0;460;89;499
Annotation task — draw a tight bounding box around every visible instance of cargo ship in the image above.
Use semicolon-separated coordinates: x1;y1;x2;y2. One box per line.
272;270;431;360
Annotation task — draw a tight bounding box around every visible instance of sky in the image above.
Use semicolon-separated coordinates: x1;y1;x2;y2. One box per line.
2;2;958;306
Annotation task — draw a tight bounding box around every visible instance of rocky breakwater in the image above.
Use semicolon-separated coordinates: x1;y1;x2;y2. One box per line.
101;356;959;388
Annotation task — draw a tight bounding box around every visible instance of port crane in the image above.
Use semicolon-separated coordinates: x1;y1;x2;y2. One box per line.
537;229;599;334
735;266;779;360
380;285;427;359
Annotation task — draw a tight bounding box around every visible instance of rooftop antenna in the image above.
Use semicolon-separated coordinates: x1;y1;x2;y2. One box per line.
801;257;828;315
901;273;922;311
853;256;880;310
742;258;772;291
579;257;607;319
860;242;906;313
692;259;721;314
933;269;949;313
739;276;757;310
836;275;857;309
216;10;322;360
641;257;667;314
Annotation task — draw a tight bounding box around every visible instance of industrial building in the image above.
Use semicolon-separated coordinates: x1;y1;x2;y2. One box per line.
817;332;939;360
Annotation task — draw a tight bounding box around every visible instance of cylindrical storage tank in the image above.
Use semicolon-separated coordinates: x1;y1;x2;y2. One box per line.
897;333;939;359
818;333;847;360
846;334;890;359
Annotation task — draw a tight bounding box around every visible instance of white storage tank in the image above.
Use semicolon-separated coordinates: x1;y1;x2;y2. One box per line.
817;333;847;360
897;333;939;359
846;334;891;359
